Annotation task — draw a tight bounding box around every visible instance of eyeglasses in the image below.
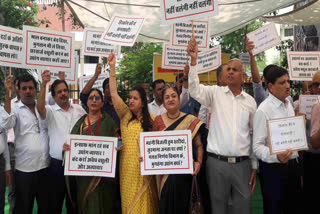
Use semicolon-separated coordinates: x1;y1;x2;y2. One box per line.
312;82;320;88
88;96;102;101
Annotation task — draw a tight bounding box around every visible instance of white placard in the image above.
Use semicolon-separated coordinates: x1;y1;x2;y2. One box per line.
197;45;221;74
64;135;118;177
162;43;188;69
239;53;251;65
299;95;320;120
22;25;75;71
267;116;308;155
79;72;109;92
287;51;320;81
101;15;144;47
246;23;281;56
82;28;120;57
140;130;193;175
170;19;210;49
160;0;218;24
0;25;25;68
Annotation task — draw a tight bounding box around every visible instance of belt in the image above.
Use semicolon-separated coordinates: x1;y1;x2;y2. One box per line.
208;152;249;164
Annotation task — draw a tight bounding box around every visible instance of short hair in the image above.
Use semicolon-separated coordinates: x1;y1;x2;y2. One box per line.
51;79;69;97
262;64;278;83
102;78;109;91
152;79;165;90
266;66;289;84
18;74;37;90
229;58;245;73
162;84;179;100
175;73;184;82
13;76;20;85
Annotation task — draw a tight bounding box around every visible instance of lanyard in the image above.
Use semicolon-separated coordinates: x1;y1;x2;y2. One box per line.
87;114;102;136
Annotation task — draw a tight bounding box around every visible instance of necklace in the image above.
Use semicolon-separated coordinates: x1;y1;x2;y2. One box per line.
167;112;180;120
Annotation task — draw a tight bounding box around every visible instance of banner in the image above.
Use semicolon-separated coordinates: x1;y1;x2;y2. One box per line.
170;19;210;49
287;51;320;81
162;43;188;69
299;95;320;120
239;53;251;65
197;45;221;74
82;27;120;57
101;15;144;47
140;130;193;175
246;23;281;56
64;135;118;177
0;25;24;68
267;116;308;155
160;0;218;24
79;72;109;92
22;25;74;71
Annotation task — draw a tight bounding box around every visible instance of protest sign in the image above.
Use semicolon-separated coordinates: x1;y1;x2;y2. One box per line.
197;45;221;74
170;19;210;49
101;15;144;47
287;51;320;81
0;25;24;68
64;135;118;177
79;72;109;92
160;0;218;24
162;43;188;69
239;53;251;65
299;95;320;120
140;130;193;175
82;28;120;57
267;116;308;155
22;25;74;71
246;23;281;56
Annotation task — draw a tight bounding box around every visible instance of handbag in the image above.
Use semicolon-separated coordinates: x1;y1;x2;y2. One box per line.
189;176;205;214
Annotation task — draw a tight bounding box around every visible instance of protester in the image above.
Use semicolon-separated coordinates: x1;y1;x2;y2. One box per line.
1;74;50;214
108;53;159;213
188;37;257;214
63;88;120;214
148;79;166;116
37;71;86;214
253;66;303;214
151;85;204;213
80;64;120;127
0;124;11;214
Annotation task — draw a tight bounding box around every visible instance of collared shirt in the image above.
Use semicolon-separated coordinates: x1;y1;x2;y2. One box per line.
148;100;166;117
0;126;10;171
6;96;19;143
0;101;49;172
44;103;86;160
189;66;257;169
80;93;120;127
253;93;298;163
198;105;211;128
179;87;201;115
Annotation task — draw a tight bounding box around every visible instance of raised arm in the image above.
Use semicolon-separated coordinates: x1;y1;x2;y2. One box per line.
81;64;102;95
108;53;123;108
4;76;13;115
37;70;50;120
246;38;260;83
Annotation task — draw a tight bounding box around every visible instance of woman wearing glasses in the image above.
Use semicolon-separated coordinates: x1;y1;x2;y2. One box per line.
108;53;158;214
64;88;121;214
153;85;205;214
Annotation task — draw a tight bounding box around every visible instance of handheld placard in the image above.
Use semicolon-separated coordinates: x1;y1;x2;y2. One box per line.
9;67;12;98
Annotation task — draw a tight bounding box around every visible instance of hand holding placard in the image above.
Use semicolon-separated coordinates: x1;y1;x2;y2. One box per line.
4;75;13;98
187;37;198;66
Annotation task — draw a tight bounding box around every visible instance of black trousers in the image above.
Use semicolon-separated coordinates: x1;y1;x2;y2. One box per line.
13;168;49;214
48;158;75;214
0;155;5;214
259;159;303;214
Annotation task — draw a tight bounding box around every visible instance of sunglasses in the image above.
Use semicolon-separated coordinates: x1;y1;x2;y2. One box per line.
88;96;102;101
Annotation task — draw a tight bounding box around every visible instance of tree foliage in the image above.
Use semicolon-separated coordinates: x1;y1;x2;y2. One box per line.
275;39;294;69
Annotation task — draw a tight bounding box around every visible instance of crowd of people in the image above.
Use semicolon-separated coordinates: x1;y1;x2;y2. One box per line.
0;37;319;214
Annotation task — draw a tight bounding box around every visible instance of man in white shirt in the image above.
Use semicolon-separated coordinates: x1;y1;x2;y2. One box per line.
148;79;166;116
1;74;50;214
253;67;302;214
37;70;86;214
187;37;257;214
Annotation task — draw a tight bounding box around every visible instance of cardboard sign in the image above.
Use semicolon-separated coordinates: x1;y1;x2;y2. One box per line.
267;116;308;155
162;43;188;69
299;95;320;120
79;72;109;92
170;19;210;49
0;25;25;68
239;53;251;65
101;15;144;47
197;45;221;74
246;23;281;56
64;135;118;177
140;130;193;175
287;51;320;81
82;28;120;57
160;0;218;24
22;25;74;71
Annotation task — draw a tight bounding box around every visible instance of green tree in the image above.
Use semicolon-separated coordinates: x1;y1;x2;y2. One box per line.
116;42;162;99
275;39;294;69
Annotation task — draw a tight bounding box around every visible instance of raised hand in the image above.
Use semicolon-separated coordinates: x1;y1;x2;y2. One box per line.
245;38;255;56
41;70;51;85
187;37;198;66
108;53;116;68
